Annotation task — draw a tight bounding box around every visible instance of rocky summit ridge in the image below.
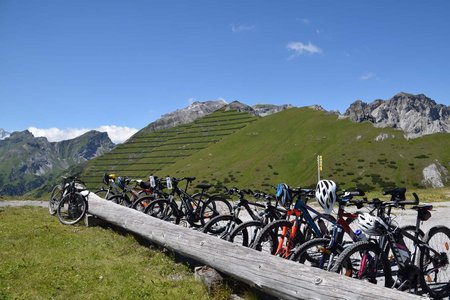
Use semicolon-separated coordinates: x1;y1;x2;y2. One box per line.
344;92;450;138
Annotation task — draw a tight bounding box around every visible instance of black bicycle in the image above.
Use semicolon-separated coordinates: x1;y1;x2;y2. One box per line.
202;187;286;243
49;176;86;216
56;176;89;225
144;177;232;227
331;190;450;298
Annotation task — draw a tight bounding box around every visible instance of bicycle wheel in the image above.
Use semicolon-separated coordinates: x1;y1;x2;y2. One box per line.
57;192;87;225
331;240;393;287
291;237;344;270
49;184;63;215
144;199;180;225
131;195;157;212
199;195;232;227
252;220;301;258
419;226;450;298
109;194;132;207
228;220;263;248
94;188;115;200
202;215;242;239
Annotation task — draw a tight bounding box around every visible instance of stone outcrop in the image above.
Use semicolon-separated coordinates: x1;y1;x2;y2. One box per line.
344;93;450;138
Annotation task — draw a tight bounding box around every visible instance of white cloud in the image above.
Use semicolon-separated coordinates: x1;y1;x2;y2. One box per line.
188;98;196;105
231;24;256;33
286;41;322;58
360;72;377;80
96;125;138;144
301;18;310;25
28;125;138;144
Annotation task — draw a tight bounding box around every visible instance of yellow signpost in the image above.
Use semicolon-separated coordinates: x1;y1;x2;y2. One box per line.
317;155;323;181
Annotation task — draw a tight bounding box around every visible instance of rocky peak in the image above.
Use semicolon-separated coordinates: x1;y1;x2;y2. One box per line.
0;128;10;140
54;130;114;161
344;93;450;138
224;101;254;113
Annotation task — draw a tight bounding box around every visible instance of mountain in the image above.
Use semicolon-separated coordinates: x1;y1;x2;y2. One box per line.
0;128;10;140
0;130;114;196
344;92;450;138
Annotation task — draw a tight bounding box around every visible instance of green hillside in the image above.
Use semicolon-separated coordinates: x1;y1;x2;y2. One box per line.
82;107;450;193
82;109;258;188
158;108;450;192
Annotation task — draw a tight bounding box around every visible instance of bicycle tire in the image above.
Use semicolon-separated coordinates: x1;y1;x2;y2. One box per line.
94;188;115;200
330;240;393;287
202;214;242;239
291;237;344;271
109;194;132;207
419;226;450;298
227;220;263;248
252;219;301;258
144;198;181;225
199;195;232;227
49;184;63;215
57;192;88;225
131;195;157;212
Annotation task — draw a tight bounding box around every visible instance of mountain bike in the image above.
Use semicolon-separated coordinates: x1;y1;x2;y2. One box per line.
48;176;86;215
56;176;89;225
93;173;118;200
144;177;232;227
107;176;161;209
251;185;335;258
290;189;368;269
226;190;287;247
202;188;285;241
331;191;450;298
130;176;168;212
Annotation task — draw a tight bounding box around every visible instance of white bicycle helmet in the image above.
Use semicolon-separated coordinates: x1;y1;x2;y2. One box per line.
315;179;337;214
358;213;389;236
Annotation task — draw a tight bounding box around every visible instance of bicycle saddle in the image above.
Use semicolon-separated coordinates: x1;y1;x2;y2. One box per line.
196;183;212;190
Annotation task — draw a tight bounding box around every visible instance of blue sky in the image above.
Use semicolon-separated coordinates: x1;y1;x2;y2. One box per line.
1;0;450;143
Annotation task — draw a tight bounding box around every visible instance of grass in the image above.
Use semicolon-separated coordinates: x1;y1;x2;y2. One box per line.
158;108;450;194
82;109;258;189
0;206;232;300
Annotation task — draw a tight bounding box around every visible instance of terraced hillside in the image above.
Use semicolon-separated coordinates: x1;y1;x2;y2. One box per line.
158;108;450;192
82;109;257;188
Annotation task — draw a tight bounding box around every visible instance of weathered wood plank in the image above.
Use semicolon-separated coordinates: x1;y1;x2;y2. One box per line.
85;193;421;300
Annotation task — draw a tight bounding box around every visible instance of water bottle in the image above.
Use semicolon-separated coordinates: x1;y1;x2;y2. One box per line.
355;229;368;241
166;177;173;189
149;176;156;188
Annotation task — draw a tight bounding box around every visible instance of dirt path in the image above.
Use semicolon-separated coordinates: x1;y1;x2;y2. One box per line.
0;200;48;208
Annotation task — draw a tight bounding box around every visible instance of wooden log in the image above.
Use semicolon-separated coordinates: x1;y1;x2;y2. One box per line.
85;193;421;300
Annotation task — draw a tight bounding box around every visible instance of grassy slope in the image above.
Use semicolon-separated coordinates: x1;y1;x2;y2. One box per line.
0;206;230;300
158;108;450;193
82;110;257;189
